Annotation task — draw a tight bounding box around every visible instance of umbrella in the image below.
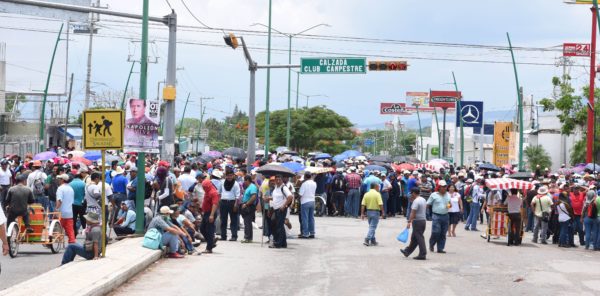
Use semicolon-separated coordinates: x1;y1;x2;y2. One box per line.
585;163;600;172
223;147;247;160
557;168;573;175
277;155;292;162
393;156;407;163
479;163;501;172
52;157;71;165
282;150;298;156
206;151;223;158
104;155;122;165
405;156;420;163
71;156;92;166
509;171;534;180
365;164;387;173
342;150;363;158
83;151;102;161
291;156;304;163
275;146;289;154
485;178;534;190
415;163;444;172
199;154;215;163
396;163;415;172
33;151;57;161
66;150;85;158
255;150;266;156
314;153;332;160
370;155;392;163
280;162;305;173
304;166;332;175
256;163;296;178
333;154;347;162
428;158;449;167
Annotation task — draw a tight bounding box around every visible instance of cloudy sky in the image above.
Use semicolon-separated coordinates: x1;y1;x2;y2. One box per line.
0;0;596;127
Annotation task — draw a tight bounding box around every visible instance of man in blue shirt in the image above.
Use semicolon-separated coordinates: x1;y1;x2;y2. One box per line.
240;175;258;243
113;202;136;236
69;171;87;234
405;171;419;219
111;167;128;226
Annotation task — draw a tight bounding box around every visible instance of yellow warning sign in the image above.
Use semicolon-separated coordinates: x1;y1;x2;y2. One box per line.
82;109;124;150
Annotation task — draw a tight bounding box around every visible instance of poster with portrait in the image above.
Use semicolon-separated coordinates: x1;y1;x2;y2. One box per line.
124;98;160;153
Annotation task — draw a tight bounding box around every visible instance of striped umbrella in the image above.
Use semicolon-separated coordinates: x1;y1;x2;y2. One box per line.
485;178;534;190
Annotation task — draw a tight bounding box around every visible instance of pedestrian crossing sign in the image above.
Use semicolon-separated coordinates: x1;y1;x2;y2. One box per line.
82;109;124;150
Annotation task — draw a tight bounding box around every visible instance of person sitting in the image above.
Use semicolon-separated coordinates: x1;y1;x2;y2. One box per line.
5;174;34;233
147;206;186;258
61;212;101;265
168;204;198;255
113;201;136;236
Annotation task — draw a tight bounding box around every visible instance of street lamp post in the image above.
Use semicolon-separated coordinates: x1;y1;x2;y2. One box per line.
251;23;330;148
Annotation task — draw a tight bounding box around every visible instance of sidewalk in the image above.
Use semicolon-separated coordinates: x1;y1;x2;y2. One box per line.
0;237;162;296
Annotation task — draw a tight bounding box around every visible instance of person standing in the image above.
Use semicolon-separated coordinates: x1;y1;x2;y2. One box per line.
465;178;484;231
380;173;392;219
361;183;384;246
0;160;12;209
220;169;241;241
298;172;317;239
427;180;450;253
504;189;523;246
70;170;87;235
331;169;346;216
345;167;361;218
418;174;433;221
531;186;553;244
200;179;219;254
26;160;47;209
178;166;196;200
56;174;76;244
569;185;586;247
582;186;598;250
269;175;293;249
240;175;257;243
401;188;427;260
557;194;573;248
447;184;462;237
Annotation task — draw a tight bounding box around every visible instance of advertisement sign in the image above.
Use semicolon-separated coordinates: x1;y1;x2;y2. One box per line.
563;43;591;57
380;103;410;115
406;92;430;107
429;90;461;109
82;109;124;150
0;0;90;22
455;101;484;128
124;98;160;153
493;122;513;167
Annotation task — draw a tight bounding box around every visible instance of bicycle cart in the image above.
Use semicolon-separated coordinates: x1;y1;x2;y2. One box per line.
484;178;533;246
6;203;65;258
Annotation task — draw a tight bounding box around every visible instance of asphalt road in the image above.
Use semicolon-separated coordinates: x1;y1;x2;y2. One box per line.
0;242;63;290
112;215;600;296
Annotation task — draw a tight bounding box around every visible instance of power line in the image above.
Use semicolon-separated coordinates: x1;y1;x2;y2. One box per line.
180;0;212;29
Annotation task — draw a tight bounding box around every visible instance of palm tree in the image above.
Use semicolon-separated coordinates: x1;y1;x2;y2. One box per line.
524;145;552;171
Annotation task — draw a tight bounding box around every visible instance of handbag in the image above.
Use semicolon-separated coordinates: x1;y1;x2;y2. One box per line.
538;197;550;222
396;228;409;243
142;228;163;250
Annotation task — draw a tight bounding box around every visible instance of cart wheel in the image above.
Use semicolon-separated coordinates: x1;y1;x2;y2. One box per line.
49;221;65;254
7;224;19;258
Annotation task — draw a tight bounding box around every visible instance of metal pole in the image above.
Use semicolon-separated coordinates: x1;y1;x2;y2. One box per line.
296;71;300;110
178;93;191;143
452;72;463;167
286;35;292;148
120;61;136;110
100;150;106;256
247;64;257;170
197;106;206;153
264;0;272;159
85;0;99;110
416;105;424;162
506;33;524;171
433;107;441;156
442;108;447;158
63;73;74;146
588;4;599;163
135;0;149;234
39;23;64;152
480;125;484;162
162;12;177;163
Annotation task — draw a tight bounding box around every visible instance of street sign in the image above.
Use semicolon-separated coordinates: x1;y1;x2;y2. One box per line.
429;90;461;109
368;61;408;71
364;139;374;146
380;103;410;115
0;0;90;22
563;43;591;57
82;109;124;150
301;57;366;74
455;101;484;128
199;129;209;139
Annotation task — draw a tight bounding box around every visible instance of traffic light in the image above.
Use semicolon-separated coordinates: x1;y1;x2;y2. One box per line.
224;33;239;49
368;61;408;71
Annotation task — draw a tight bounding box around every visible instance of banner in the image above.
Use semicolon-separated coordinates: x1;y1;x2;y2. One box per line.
493;122;513;167
406;92;430;107
429;90;461;109
124;98;160;153
380;103;410;115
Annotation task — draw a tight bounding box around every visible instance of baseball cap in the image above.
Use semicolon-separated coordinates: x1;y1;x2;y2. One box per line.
57;174;70;181
438;180;447;187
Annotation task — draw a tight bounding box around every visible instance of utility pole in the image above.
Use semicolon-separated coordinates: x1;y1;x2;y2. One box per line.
39;23;63;152
161;11;177;163
195;97;213;153
264;0;273;159
63;73;74;146
84;0;101;109
177;93;191;144
452;72;464;167
507;32;524;171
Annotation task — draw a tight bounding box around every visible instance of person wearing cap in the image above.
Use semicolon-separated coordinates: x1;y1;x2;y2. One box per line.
26;160;48;209
427;180;451;253
344;167;361;218
582;185;598;250
240;175;258;243
56;174;76;243
147;206;186;258
168;204;197;255
0;160;11;209
361;182;384;246
531;186;553;244
61;212;102;264
568;184;586;247
111;166;128;226
269;175;294;249
113;202;136;236
418;174;433;221
192;171;206;203
125;166;138;210
379;173;392;219
404;171;419;220
5;174;34;234
331;168;347;217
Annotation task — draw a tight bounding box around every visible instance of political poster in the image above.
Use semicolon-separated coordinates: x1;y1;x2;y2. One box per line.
406;92;430;107
493;121;513;167
124;98;160;153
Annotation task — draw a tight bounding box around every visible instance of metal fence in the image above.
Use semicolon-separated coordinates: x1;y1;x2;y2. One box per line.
0;135;40;157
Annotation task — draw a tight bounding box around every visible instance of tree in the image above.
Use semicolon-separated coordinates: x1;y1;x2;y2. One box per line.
524;145;552;171
4;94;26;115
256;106;355;154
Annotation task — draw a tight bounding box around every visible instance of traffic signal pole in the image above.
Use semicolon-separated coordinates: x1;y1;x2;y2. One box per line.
39;23;63;152
452;72;464;167
588;2;599;164
264;0;272;160
506;33;524;171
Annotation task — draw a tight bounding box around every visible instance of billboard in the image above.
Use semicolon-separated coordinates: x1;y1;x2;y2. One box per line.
406;92;430;107
563;43;591;57
380;103;410;115
124;98;160;153
429;90;461;109
456;101;484;128
0;0;90;22
493;121;513;167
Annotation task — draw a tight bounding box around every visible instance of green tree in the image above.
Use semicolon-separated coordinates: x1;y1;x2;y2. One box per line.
524;145;552;171
5;94;26;115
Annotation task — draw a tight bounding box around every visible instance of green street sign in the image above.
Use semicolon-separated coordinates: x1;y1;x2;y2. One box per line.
301;57;366;74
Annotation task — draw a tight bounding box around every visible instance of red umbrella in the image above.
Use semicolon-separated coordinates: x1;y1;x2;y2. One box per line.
71;156;92;166
52;157;71;165
485;178;534;190
397;163;415;172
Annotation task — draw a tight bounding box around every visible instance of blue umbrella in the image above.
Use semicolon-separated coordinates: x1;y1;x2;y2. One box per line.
342;150;363;158
585;163;600;172
365;164;387;173
333;154;347;162
33;151;57;161
281;162;305;173
315;153;332;160
83;151;102;161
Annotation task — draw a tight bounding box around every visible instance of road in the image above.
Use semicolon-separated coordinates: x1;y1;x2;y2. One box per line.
0;243;62;290
113;215;600;296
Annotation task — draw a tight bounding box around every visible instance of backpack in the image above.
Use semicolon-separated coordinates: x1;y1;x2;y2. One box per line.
142;228;162;250
588;201;598;219
33;174;45;196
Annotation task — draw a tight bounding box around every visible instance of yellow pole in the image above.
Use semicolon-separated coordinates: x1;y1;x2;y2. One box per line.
101;149;106;257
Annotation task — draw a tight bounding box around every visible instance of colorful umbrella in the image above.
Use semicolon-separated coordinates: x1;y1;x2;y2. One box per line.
370;155;392;163
428;159;449;167
256;163;296;178
33;151;57;161
342;150;363;158
314;153;332;160
206;151;223;158
281;162;305;173
304;166;332;175
52;157;71;165
223;147;247;161
365;164;387;173
485;178;534;190
71;156;92;166
66;150;85;158
396;163;415;172
83;151;102;161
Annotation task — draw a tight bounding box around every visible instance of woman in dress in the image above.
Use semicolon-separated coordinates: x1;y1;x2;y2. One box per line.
447;184;463;237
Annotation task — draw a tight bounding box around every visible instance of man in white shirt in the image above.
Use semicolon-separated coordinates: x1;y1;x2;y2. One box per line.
56;174;76;243
464;178;484;231
178;166;196;200
270;174;293;248
298;172;317;239
220;169;241;241
27;161;48;208
0;160;12;208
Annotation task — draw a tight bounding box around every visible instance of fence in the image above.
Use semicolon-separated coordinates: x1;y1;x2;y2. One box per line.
0;135;40;157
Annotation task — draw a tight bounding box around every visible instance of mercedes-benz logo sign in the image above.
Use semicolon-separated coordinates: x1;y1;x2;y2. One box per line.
461;104;480;124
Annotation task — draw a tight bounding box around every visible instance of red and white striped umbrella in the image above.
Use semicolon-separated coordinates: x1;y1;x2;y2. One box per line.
415;163;444;172
485;178;534;190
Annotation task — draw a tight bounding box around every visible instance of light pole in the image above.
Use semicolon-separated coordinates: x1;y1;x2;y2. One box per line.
300;93;328;108
251;23;330;148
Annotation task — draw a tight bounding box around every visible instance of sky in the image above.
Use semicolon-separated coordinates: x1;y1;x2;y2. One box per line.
0;0;597;128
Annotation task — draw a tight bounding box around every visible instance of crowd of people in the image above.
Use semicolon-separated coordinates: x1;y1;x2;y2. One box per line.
1;148;600;264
